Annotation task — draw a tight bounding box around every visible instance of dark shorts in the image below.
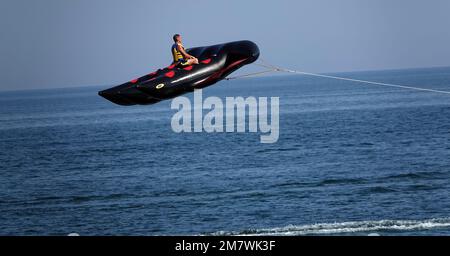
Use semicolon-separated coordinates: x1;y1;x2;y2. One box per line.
176;59;190;67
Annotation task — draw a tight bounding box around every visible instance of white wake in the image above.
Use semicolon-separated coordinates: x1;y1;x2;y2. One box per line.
211;217;450;236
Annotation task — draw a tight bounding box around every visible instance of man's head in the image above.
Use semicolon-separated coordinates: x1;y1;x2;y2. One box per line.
173;34;181;43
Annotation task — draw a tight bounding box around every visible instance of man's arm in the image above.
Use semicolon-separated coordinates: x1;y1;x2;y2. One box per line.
177;44;194;59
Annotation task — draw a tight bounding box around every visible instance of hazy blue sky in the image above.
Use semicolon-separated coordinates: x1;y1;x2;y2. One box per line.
1;0;450;90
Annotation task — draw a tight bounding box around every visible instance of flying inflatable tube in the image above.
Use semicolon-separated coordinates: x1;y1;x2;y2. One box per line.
98;40;260;106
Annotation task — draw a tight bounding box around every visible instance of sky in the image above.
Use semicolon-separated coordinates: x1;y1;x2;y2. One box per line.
1;0;450;91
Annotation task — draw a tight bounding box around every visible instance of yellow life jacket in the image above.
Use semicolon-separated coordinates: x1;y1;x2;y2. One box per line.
172;43;184;62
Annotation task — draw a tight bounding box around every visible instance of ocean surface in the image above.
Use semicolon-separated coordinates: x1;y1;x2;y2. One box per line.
1;67;450;236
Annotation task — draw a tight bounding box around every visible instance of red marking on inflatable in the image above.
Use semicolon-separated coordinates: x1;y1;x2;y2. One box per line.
165;71;175;78
130;79;138;83
168;64;176;69
183;66;193;71
197;58;248;87
201;58;211;64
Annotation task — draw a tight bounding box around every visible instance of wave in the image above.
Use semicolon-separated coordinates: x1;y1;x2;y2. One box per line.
210;217;450;236
383;171;448;180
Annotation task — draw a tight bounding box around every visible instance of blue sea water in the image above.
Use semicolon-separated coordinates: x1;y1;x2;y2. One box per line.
1;67;450;236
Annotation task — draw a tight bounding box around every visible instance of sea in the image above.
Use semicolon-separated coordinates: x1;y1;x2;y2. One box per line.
1;67;450;236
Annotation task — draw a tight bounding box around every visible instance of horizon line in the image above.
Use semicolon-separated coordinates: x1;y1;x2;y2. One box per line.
1;65;449;93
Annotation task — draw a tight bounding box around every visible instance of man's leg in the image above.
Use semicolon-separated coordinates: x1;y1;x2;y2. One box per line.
187;58;198;65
